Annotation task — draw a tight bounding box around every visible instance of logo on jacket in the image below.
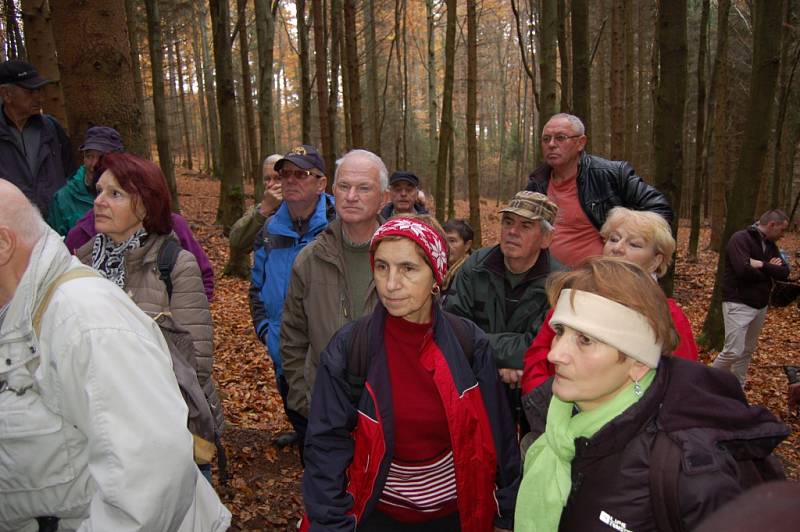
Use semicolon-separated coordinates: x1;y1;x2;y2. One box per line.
599;510;632;532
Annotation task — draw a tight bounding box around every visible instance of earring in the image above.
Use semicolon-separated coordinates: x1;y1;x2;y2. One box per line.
431;284;441;295
633;379;642;398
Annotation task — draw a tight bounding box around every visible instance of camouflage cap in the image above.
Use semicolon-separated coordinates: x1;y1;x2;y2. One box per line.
499;191;558;225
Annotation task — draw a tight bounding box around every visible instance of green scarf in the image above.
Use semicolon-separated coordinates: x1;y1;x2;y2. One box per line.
515;370;656;532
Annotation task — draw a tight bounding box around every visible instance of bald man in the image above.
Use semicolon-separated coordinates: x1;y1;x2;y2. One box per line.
0;180;230;531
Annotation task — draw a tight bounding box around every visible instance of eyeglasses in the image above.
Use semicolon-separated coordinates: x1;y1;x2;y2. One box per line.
541;134;582;144
279;169;317;180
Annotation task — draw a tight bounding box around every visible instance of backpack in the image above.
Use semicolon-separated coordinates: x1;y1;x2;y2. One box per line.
344;311;475;406
156;240;225;473
648;430;785;532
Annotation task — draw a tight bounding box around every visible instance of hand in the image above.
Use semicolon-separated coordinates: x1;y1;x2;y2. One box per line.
260;181;283;216
789;383;800;414
769;257;783;266
499;368;524;388
749;258;764;269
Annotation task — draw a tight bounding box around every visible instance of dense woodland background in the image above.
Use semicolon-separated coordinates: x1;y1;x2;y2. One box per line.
1;0;799;344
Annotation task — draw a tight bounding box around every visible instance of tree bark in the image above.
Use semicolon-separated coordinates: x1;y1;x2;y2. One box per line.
327;0;341;183
435;0;457;222
4;0;26;59
253;0;278;168
709;0;731;251
191;19;212;172
557;0;570;111
571;0;590;137
237;0;259;190
364;0;380;154
174;32;194;170
343;0;364;147
20;0;68;130
623;0;635;163
701;0;783;350
688;0;710;261
295;0;311;143
312;0;333;173
123;0;150;157
426;0;437;172
198;4;222;177
539;0;557;124
609;0;624;160
466;0;481;247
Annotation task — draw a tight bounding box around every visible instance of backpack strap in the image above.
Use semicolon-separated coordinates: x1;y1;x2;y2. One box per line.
33;268;99;336
157;239;182;300
649;431;686;532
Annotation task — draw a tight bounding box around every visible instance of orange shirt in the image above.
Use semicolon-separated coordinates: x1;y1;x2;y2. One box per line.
547;177;604;267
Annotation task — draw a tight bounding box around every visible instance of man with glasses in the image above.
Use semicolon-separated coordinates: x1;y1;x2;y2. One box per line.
0;60;76;218
229;153;284;256
526;113;672;267
249;144;334;448
281;149;386;462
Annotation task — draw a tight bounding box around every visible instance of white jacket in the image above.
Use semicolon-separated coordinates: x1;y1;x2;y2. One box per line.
0;229;231;531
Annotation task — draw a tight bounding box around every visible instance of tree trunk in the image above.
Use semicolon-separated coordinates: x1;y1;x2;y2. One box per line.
327;0;341;183
539;0;557;124
701;0;783;350
198;4;222;177
312;0;332;174
165;23;180;170
435;0;457;222
688;0;710;261
709;0;731;251
4;0;26;59
339;9;353;150
623;0;635;163
466;0;481;247
426;0;437;172
20;0;68;130
609;0;624;160
50;0;147;183
557;0;569;111
343;0;364;147
295;0;311;144
191;19;212;172
174;33;194;171
209;0;244;232
236;0;259;190
447;127;455;219
595;0;608;155
253;0;278;166
364;0;380;154
124;0;150;157
571;0;590;135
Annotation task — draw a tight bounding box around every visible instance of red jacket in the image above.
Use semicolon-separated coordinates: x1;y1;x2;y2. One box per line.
521;298;699;395
301;304;520;531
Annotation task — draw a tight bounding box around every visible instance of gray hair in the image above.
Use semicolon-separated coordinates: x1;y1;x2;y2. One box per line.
262;153;282;169
0;179;47;246
540;218;554;235
334;149;389;190
546;113;586;136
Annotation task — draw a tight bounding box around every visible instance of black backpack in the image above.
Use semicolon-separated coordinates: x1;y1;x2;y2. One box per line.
344;311;475;406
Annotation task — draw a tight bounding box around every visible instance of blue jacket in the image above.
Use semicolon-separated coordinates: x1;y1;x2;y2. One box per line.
249;194;335;375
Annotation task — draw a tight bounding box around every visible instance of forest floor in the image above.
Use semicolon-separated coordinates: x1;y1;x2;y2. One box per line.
176;171;800;531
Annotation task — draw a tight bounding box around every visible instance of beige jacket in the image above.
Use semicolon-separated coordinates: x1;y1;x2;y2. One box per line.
77;232;224;430
280;218;379;418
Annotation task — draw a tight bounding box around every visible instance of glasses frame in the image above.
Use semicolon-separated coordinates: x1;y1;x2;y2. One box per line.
541;134;582;144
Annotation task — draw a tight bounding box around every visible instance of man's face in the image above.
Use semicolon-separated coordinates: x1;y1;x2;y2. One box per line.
500;212;550;265
541;117;586;171
388;181;418;213
0;84;44;121
278;161;325;205
262;160;280;188
334;157;383;225
764;220;789;242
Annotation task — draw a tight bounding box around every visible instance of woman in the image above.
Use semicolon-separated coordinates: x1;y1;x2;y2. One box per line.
302;216;520;532
516;258;788;531
441;218;474;295
75;152;223;473
521;207;698;394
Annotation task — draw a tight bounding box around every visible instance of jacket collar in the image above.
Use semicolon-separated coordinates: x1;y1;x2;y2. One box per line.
268;192;335;238
479;244;552;283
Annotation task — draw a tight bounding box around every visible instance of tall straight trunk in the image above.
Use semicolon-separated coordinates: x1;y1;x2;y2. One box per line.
595;0;608;155
447;127;455;219
343;0;364;147
237;0;259;188
610;0;624;159
702;0;783;350
709;0;731;251
296;0;311;143
124;0;150;156
426;0;437;171
141;0;177;208
466;0;481;247
401;1;409;167
165;24;180;164
339;10;353;150
539;0;557;124
253;0;278;172
496;38;511;207
769;0;796;208
312;0;333;173
327;0;341;181
191;20;212;172
636;0;648;174
435;0;457;222
174;34;194;170
209;0;244;232
557;0;570;111
198;5;222;177
364;0;380;154
393;0;403;167
4;0;26;59
688;0;710;261
571;0;590;135
623;0;635;163
21;0;68;130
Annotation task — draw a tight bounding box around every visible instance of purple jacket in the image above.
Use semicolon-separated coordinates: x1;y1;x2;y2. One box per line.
65;210;215;301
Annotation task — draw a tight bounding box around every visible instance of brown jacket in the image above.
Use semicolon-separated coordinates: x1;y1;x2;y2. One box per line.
77;233;224;430
280;218;379;418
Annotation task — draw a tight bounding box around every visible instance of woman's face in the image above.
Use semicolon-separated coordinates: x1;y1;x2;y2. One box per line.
94;170;145;243
446;230;471;264
373;238;436;324
547;322;643;411
603;222;663;274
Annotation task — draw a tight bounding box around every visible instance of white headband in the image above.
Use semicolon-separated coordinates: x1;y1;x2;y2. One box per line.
550;289;662;368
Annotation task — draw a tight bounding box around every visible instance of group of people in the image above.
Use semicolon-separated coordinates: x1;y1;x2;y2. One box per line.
0;57;795;531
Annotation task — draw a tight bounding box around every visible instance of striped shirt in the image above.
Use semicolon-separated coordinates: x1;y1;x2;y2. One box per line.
377;450;457;518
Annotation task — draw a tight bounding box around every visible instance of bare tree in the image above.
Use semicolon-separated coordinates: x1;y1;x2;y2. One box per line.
688;0;710;261
466;0;481;246
343;0;364;147
434;0;456;222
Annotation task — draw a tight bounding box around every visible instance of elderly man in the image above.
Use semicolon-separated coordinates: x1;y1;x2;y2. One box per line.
0;180;230;531
0;60;75;217
249;145;334;447
229;152;284;256
445;191;560;388
526;113;672;267
380;170;428;219
281;149;386;458
712;210;791;386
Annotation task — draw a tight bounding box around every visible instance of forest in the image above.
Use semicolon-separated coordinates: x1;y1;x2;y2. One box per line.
2;0;799;528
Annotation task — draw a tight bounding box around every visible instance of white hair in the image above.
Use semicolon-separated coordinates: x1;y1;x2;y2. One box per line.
334;149;389;190
0;180;47;246
546;113;586;136
263;153;282;169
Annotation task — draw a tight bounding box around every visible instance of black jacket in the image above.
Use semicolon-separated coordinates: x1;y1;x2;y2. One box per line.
526;151;673;229
521;357;788;532
723;225;789;308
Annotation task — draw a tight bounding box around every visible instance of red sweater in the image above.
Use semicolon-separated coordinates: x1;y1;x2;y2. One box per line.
521;298;699;395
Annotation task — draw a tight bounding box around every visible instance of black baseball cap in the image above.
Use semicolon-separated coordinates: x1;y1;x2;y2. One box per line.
80;126;124;153
0;60;52;90
274;144;326;175
389;171;420;187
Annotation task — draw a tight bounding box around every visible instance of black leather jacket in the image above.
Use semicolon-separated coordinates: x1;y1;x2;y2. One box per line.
526;151;673;229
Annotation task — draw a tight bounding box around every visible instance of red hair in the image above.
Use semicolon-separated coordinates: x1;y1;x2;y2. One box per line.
102;152;172;235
